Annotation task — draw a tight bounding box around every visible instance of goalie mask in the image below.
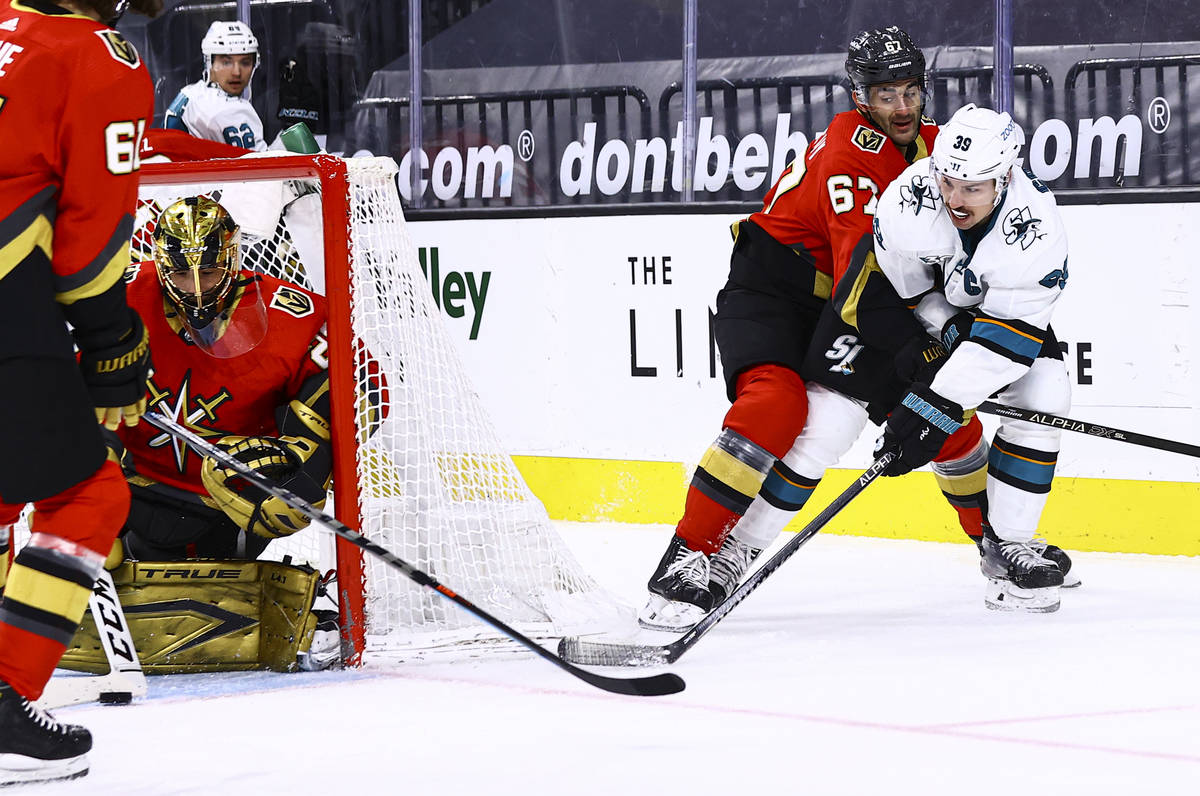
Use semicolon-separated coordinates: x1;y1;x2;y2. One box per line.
152;196;267;358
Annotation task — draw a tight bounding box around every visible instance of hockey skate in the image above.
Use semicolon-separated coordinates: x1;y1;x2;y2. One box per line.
708;535;762;604
980;528;1064;612
297;610;341;672
639;535;713;631
0;681;91;787
1032;539;1081;588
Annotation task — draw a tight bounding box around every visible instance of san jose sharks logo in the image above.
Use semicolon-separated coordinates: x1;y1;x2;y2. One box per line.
146;370;234;472
899;175;940;216
1003;206;1046;250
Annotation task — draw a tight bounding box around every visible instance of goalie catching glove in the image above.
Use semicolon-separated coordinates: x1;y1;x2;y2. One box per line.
200;434;331;539
875;383;967;476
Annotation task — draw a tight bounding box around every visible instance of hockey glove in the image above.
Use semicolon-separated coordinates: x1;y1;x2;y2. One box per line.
77;309;153;430
201;435;330;539
874;384;966;477
941;310;975;353
893;333;949;384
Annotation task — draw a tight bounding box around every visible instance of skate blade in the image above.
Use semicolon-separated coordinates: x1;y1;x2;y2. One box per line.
0;753;88;786
984;578;1061;613
637;594;706;632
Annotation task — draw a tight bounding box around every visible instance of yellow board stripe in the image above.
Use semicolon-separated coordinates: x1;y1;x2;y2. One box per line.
697;445;766;499
513;455;1200;556
3;565;92;621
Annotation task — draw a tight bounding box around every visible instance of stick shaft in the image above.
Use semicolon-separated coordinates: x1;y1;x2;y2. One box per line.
978;401;1200;458
143;413;684;696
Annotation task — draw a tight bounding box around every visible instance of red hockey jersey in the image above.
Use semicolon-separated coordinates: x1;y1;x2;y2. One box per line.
749;110;937;288
118;264;328;494
0;1;153;311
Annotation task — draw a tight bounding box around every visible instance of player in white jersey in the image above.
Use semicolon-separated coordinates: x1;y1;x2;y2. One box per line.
874;104;1072;610
715;105;1074;614
163;21;267;151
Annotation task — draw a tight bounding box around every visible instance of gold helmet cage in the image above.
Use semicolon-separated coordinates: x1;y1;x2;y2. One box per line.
152;196;266;358
153;196;240;318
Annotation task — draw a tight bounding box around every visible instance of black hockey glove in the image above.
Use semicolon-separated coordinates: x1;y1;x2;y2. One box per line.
893;332;949;384
940;310;975;353
77;309;153;430
874;383;966;477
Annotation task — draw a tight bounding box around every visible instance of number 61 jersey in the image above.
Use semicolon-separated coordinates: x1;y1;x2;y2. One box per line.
872;160;1069;410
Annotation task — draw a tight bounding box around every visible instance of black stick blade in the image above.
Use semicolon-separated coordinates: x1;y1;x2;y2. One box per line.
575;668;685;696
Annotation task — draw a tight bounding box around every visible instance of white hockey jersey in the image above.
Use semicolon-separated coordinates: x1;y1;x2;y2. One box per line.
872;160;1069;409
163;80;267;152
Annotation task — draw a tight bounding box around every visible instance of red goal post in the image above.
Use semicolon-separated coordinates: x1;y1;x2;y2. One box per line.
136;155;627;665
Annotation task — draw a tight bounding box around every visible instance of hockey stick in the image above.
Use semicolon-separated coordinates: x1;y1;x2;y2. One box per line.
978;402;1200;458
142;413;684;697
558;453;895;667
38;569;147;709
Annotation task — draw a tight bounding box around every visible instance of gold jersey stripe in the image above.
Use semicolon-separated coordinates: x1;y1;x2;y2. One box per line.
698;444;768;500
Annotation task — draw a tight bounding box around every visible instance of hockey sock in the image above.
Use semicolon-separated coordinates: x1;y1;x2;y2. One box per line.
932;417;988;546
675;428;777;555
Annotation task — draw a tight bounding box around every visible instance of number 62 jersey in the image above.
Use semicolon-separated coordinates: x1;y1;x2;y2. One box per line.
871;160;1069;410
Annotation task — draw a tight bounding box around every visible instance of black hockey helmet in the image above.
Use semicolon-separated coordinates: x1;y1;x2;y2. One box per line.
845;26;926;102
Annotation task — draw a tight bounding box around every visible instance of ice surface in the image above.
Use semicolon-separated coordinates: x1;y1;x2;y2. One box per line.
33;522;1200;795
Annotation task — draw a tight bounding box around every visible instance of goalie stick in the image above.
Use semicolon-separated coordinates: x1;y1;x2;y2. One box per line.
978;402;1200;458
143;413;684;698
558;453;895;667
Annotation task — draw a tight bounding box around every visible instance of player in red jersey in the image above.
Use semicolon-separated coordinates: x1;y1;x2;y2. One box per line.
113;196;334;562
0;0;160;786
641;26;945;630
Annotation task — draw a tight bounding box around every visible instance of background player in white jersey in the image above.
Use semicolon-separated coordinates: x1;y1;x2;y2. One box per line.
163;20;267;151
720;105;1074;614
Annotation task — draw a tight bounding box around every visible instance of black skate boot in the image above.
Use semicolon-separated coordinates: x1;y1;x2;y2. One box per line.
0;681;91;787
980;526;1064;613
1032;539;1080;588
708;535;762;604
639;535;713;631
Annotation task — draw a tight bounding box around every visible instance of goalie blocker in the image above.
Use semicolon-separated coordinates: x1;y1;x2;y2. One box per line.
59;559;333;674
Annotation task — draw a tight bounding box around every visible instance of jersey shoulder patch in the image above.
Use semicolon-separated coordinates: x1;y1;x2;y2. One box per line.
94;29;141;70
851;125;886;154
269;285;315;318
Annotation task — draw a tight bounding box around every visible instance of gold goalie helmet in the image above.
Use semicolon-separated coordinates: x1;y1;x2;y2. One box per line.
152;196;266;358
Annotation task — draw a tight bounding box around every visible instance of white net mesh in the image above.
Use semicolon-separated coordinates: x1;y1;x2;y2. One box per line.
129;155;627;658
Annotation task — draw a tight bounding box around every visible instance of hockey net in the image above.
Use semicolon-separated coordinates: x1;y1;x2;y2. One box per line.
126;154;626;662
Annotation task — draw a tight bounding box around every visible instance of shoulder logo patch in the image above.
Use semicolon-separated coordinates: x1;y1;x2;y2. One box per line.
94;30;141;70
1002;206;1046;250
0;17;18;32
270;286;314;318
852;125;885;154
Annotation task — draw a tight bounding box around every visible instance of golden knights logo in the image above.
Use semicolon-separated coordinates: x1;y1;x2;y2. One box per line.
94;30;141;70
146;370;233;472
851;125;886;154
269;286;314;318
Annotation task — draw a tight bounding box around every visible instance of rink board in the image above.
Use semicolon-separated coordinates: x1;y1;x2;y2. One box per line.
407;204;1199;556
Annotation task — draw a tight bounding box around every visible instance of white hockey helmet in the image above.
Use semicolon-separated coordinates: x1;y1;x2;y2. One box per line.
931;104;1025;203
201;21;259;85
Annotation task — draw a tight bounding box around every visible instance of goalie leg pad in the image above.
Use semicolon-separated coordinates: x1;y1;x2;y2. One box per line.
58;560;321;674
